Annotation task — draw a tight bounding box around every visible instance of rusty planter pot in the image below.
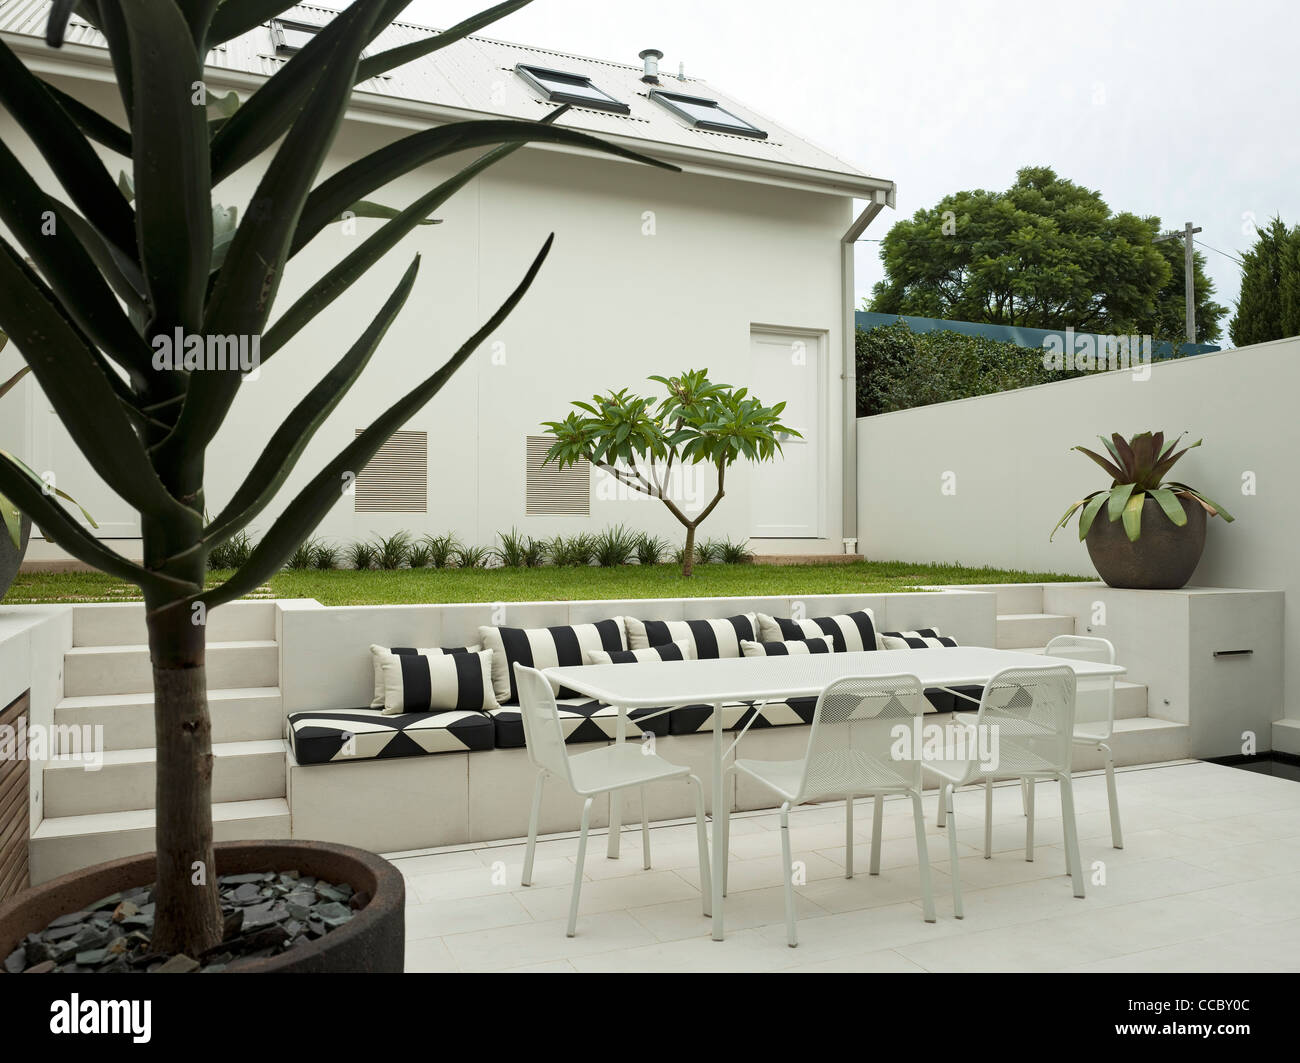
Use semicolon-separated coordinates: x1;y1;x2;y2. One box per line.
0;840;404;973
1085;494;1207;590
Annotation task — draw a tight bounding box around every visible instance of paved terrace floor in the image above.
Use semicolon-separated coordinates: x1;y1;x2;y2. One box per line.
388;761;1300;973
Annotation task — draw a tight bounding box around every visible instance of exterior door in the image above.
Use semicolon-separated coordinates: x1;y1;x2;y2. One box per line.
749;327;824;538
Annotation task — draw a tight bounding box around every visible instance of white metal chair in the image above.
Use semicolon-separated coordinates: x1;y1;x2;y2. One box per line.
723;673;937;948
513;664;712;938
927;665;1084;917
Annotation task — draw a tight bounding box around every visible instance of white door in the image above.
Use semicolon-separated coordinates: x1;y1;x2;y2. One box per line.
749;328;823;538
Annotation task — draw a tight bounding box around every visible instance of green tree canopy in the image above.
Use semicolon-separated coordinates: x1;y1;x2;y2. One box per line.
869;166;1226;341
1229;216;1300;346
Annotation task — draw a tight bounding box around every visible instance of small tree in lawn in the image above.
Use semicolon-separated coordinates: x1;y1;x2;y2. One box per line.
541;370;797;576
0;0;673;957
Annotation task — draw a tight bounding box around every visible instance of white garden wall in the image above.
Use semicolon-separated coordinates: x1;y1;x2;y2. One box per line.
857;335;1300;727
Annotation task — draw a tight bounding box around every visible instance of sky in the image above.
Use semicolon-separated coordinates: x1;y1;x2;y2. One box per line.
401;0;1300;327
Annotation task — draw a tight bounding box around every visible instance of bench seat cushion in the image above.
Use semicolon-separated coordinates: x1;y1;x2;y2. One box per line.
490;697;672;749
668;697;820;735
288;707;496;764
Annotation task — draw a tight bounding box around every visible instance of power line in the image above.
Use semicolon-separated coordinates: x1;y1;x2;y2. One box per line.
1193;238;1244;268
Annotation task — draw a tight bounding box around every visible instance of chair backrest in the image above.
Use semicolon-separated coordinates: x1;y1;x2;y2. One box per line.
796;673;928;802
513;664;575;786
974;664;1077;773
1045;634;1116;739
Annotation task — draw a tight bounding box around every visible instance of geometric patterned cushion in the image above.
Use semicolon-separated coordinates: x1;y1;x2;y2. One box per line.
488;697;671;749
585;639;692;665
377;648;499;715
880;627;958;649
756;609;881;652
369;643;479;708
287;708;495;764
479;619;627;704
625;614;757;660
740;635;834;657
668;697;818;735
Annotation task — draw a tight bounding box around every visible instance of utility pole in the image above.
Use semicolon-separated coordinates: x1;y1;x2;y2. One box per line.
1154;221;1202;345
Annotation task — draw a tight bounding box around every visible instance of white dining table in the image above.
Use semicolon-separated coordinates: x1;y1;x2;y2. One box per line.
545;646;1126;941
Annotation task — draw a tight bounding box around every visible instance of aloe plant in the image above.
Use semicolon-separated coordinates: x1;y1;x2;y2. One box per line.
1052;431;1234;544
0;0;674;955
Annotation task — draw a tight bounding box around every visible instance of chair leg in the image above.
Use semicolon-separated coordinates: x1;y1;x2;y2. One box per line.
1020;777;1030;816
522;770;545;887
566;797;594;937
844;795;854;879
944;784;963;919
983;777;993;859
688;774;711;917
1025;776;1035;862
869;794;884;876
640;785;651;870
1059;772;1085;899
779;802;797;948
1101;743;1124;849
936;783;946;828
720;787;730;898
910;791;937;923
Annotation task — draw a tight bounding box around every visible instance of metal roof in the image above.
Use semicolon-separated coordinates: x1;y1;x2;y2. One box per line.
0;0;890;197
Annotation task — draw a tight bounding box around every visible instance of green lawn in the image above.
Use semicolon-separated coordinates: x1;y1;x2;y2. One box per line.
5;560;1088;607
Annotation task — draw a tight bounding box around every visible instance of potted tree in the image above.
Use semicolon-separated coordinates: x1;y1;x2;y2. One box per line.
0;0;674;970
1052;431;1234;589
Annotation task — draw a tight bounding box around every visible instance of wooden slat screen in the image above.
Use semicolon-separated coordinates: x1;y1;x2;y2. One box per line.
0;691;31;904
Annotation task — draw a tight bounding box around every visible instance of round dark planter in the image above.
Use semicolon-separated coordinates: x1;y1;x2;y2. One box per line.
0;840;405;973
1085;493;1207;589
0;515;31;601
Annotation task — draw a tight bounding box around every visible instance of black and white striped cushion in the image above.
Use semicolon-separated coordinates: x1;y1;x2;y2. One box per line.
377;649;499;715
756;609;880;652
369;644;479;708
741;635;835;657
586;639;692;665
881;628;958;649
625;614;757;659
287;708;495;763
479;618;627;703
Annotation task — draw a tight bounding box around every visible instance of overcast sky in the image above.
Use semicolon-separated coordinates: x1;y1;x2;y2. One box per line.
402;0;1300;326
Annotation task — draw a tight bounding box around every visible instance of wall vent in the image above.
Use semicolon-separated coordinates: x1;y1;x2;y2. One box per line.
353;430;427;513
525;435;589;515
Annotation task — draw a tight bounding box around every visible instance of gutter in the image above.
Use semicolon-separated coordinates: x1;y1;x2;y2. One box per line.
840;186;895;546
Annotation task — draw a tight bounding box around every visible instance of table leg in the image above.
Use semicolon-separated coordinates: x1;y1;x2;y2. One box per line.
711;700;725;942
607;702;626;859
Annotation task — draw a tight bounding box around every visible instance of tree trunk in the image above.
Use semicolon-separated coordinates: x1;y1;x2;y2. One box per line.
145;595;222;957
681;523;696;578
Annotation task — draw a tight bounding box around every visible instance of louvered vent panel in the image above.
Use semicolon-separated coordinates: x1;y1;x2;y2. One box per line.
353;430;427;513
526;435;589;515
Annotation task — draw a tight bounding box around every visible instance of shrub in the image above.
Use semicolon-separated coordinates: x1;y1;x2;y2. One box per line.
549;533;595;567
634;532;669;566
421;533;460;569
593;524;637;567
494;528;533;568
285;538;319;570
346;540;377;571
373;530;413;570
719;538;754;564
454;543;492;568
207;530;254;571
311;541;341;570
696;538;724;564
406;542;433;568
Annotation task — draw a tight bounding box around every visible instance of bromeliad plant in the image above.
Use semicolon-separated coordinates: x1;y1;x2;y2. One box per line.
0;0;674;956
1051;431;1234;543
542;370;797;576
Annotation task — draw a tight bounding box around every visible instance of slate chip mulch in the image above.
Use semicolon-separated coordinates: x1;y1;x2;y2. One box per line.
3;871;365;973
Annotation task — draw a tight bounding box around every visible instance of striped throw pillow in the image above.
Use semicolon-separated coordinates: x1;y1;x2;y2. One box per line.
479;618;628;703
881;628;958;649
586;639;693;665
625;614;757;660
756;609;880;652
377;648;499;715
741;635;835;657
369;644;480;708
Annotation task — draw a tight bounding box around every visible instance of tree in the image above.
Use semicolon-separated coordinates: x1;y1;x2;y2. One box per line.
1150;238;1227;346
869;166;1227;340
1230;216;1300;346
0;0;674;956
541;371;796;576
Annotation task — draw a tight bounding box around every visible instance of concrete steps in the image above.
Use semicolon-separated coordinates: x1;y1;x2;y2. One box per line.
71;600;277;647
995;613;1075;649
54;686;284;751
64;640;278;696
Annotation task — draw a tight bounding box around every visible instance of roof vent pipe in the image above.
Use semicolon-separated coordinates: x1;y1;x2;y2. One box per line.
638;48;662;83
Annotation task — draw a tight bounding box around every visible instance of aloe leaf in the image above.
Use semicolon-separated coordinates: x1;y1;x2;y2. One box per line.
356;0;532;82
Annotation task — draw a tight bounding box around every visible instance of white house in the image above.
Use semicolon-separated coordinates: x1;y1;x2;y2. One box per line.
0;1;895;563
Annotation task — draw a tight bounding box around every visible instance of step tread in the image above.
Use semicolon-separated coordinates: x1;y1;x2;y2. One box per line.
1112;716;1187;733
65;639;277;657
32;798;289;839
996;613;1075;622
57;686;281;710
42;738;286;770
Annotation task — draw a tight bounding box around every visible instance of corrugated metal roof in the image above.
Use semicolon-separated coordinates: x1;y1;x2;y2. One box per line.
0;0;880;190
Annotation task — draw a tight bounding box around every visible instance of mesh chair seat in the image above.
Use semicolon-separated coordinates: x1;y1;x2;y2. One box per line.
567;743;691;795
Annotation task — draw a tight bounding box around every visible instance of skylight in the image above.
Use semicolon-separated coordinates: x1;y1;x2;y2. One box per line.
270;19;322;54
514;64;631;115
650;90;768;139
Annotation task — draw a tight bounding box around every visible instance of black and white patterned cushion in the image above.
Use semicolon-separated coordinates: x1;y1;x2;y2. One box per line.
881;628;958;649
586;639;693;665
757;609;880;652
369;643;479;708
489;698;670;748
625;614;757;659
740;635;835;657
377;649;499;715
287;708;495;764
479;618;627;703
669;698;818;735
